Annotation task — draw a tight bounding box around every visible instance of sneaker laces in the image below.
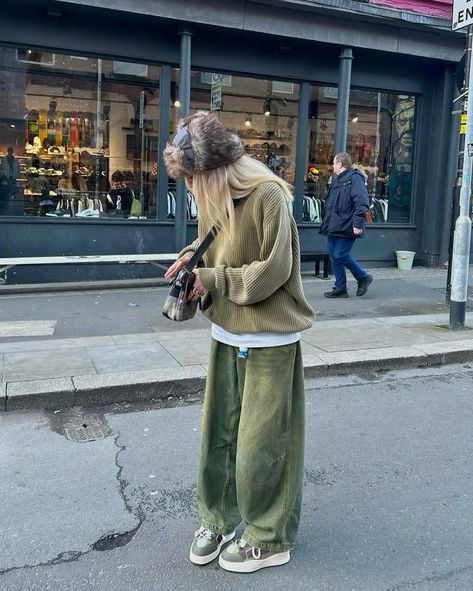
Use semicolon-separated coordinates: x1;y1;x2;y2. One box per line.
194;527;213;541
231;539;261;559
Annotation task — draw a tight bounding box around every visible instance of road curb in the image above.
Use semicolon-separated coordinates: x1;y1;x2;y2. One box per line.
3;344;473;411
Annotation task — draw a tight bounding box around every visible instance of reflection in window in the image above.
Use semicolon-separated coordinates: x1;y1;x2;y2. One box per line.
169;69;299;221
347;90;416;224
304;86;416;224
0;47;159;219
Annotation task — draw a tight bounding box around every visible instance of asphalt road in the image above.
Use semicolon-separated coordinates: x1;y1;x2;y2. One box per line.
1;364;473;591
0;273;462;340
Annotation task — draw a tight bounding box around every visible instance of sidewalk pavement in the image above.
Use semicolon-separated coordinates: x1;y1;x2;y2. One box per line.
1;266;472;411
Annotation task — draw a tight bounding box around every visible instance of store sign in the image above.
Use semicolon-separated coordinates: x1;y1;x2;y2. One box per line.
139;90;145;129
452;0;473;31
211;73;222;111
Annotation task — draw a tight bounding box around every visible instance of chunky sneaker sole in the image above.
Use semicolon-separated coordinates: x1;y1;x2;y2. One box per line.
219;549;290;573
189;530;235;565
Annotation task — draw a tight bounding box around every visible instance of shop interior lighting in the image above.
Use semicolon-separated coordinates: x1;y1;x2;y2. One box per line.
351;114;359;123
264;99;271;116
173;99;181;108
245;114;252;127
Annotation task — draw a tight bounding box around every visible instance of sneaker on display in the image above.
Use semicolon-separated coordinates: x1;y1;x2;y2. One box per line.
189;527;235;565
218;539;290;573
46;208;70;217
76;208;99;218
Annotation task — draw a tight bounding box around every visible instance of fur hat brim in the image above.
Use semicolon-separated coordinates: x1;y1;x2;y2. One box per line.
163;111;244;178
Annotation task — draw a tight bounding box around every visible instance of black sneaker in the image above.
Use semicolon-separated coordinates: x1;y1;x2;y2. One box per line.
324;287;348;298
356;274;373;297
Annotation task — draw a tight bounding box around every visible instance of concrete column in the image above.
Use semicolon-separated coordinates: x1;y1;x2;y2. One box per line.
334;48;353;155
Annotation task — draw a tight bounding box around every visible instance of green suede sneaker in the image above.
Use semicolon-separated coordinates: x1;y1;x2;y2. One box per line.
218;539;291;573
189;527;235;565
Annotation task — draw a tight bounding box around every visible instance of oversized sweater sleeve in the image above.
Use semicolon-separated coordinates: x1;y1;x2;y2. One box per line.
198;197;293;306
177;238;199;260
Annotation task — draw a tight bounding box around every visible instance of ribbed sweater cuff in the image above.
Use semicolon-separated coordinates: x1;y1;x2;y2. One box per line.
198;267;218;291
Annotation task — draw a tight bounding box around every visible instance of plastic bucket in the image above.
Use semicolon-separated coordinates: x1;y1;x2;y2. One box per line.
395;250;415;271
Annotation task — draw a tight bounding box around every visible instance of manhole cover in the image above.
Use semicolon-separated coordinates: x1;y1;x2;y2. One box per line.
63;416;112;443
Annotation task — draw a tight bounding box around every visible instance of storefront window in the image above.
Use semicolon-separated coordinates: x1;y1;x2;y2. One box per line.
347;90;416;224
0;47;159;219
304;86;338;222
304;86;417;224
169;69;299;220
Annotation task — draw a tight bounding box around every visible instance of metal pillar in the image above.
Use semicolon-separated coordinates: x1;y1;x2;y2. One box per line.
447;32;472;302
294;82;310;223
174;29;192;252
157;65;170;221
334;48;353;155
450;25;473;330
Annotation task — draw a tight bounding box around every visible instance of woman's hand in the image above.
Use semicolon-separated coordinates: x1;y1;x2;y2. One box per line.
187;269;207;301
164;256;192;280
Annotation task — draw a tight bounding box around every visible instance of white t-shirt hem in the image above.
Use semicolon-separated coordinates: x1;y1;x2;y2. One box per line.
211;323;301;348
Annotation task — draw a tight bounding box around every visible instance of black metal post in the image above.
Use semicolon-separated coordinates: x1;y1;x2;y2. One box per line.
174;29;192;252
334;48;353;154
294;82;310;223
449;25;473;329
157;65;170;222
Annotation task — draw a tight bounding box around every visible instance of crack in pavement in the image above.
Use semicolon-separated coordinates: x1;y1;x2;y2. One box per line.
383;564;473;590
0;431;143;577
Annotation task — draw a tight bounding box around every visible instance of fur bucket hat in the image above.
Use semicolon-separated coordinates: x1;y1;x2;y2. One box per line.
163;111;244;178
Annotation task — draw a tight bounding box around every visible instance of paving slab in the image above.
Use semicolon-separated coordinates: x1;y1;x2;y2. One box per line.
159;334;212;366
0;335;116;354
85;342;180;374
6;377;75;411
302;320;440;352
3;348;96;382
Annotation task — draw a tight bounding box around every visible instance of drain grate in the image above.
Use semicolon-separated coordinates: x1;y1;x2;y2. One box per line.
63;416;112;443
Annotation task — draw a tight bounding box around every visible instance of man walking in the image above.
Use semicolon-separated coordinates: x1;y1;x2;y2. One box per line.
320;152;373;298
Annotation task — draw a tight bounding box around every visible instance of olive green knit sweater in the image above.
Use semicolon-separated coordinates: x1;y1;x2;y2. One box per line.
179;180;315;334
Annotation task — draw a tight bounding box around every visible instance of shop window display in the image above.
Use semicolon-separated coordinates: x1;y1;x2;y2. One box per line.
169;69;299;221
0;47;159;219
304;86;417;224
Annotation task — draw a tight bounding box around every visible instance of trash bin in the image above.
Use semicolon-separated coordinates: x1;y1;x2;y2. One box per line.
395;250;415;270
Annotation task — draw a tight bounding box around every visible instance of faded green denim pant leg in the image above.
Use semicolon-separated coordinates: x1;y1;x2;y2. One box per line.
197;338;305;552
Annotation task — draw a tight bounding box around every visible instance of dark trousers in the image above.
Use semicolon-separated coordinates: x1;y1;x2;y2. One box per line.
327;236;367;290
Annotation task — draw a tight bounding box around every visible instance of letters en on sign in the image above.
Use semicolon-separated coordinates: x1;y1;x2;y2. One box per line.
452;0;473;31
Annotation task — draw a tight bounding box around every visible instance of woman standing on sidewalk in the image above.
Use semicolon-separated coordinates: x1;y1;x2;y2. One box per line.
163;111;314;573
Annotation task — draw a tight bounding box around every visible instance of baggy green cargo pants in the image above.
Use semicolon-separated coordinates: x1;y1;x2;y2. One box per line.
197;338;305;552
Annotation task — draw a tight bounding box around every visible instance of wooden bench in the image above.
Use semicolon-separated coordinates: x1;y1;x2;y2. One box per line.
0;254;179;283
300;252;332;278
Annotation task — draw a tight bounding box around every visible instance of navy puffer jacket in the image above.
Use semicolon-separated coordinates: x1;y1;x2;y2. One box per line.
319;168;369;239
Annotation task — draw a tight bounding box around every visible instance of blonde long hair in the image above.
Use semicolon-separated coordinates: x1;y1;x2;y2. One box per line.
191;155;293;239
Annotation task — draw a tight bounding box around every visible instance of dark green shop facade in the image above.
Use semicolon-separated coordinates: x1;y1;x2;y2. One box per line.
0;0;467;284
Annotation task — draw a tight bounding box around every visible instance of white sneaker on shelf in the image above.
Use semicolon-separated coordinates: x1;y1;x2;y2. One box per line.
76;209;99;218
